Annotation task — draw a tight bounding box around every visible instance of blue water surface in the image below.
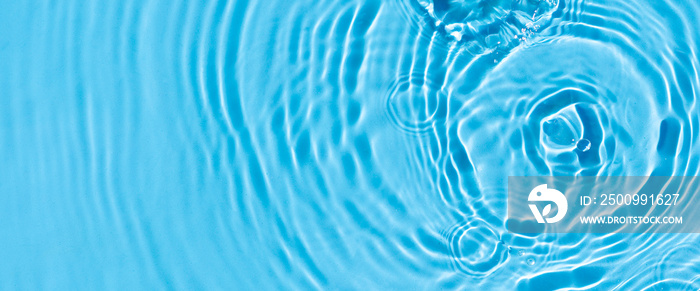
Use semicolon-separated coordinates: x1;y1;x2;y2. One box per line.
1;0;700;289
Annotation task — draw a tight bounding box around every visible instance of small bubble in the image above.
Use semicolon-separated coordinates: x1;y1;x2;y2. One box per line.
494;59;498;63
526;259;535;265
518;250;525;256
576;139;591;152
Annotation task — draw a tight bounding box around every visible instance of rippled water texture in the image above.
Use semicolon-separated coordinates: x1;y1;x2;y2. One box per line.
1;0;700;289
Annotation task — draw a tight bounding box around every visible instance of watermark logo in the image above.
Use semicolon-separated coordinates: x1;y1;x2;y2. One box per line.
509;176;693;233
528;184;568;223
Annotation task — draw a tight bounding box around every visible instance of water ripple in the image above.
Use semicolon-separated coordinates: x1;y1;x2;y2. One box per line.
391;0;700;289
385;74;448;134
446;218;508;277
3;0;700;289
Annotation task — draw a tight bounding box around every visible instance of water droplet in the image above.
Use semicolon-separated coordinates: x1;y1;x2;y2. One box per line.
518;250;525;256
526;259;535;265
576;139;591;152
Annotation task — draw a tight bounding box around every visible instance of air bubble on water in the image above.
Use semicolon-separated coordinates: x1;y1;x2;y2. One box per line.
526;259;535;265
576;139;591;152
518;250;525;256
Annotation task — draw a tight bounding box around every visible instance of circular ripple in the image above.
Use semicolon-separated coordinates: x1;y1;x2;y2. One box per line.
447;36;656;177
395;0;700;287
385;74;447;135
525;88;612;175
446;218;508;277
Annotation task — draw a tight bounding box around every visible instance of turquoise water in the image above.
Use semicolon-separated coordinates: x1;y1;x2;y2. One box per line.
1;0;699;289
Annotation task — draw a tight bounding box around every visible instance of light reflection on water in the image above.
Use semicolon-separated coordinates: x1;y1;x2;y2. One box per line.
0;0;699;289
